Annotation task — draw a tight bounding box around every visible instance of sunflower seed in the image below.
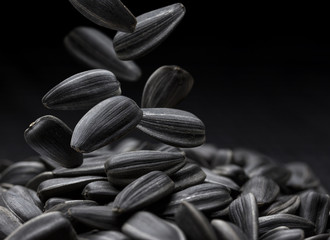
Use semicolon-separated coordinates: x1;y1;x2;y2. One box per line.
24;115;83;168
112;171;174;214
299;191;329;234
241;176;280;206
122;211;186;240
68;205;122;230
45;200;98;215
183;144;219;168
26;171;54;191
141;65;194;108
78;230;130;240
229;193;259;240
105;150;186;187
7;185;43;211
212;164;248;186
261;195;301;216
259;214;315;236
64;26;141;82
159;183;232;216
37;175;106;202
0;161;46;186
305;233;330;240
43;197;72;211
113;3;186;60
211;219;248;240
68;0;136;32
170;163;206;192
71;96;142;153
82;181;119;203
137;108;206;148
4;212;78;240
175;201;217;240
42;69;121;111
260;227;304;240
0;206;22;239
209;206;230;219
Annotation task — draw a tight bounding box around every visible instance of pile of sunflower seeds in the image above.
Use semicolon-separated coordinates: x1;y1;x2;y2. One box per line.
1;1;330;240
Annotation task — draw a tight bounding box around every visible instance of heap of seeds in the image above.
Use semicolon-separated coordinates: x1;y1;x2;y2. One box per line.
1;1;329;240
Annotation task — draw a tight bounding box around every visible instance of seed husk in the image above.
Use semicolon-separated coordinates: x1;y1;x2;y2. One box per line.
7;185;43;211
260;227;304;240
170;163;206;192
82;181;119;203
42;69;121;110
137;108;206;148
299;191;329;234
68;0;136;32
141;65;194;108
112;171;174;214
241;176;280;206
175;201;217;240
202;167;240;193
104;150;186;187
258;214;315;236
4;212;78;240
37;175;107;202
64;26;141;82
229;193;259;240
0;206;22;239
71;96;143;153
122;211;186;240
24;115;83;168
211;219;248;240
78;230;130;240
261;195;301;216
25;171;54;191
113;3;186;60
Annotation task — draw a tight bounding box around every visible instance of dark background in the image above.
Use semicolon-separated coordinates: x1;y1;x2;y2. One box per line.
0;2;329;189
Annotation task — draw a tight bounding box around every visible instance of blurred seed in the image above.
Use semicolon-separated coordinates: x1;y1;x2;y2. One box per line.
175;201;217;240
4;212;78;240
78;230;130;240
260;227;304;240
141;65;194;108
170;163;206;192
0;206;22;239
241;176;280;206
137;108;205;148
259;214;315;236
113;3;186;60
105;150;186;187
229;193;259;240
304;233;330;240
0;159;13;172
64;26;141;82
210;149;233;167
43;197;72;211
37;175;106;202
45;200;98;216
299;191;329;234
68;0;136;32
111;137;144;153
71;96;142;153
159;183;232;216
122;211;186;240
211;219;248;240
113;171;174;214
209;206;230;219
24;115;83;168
261;195;301;216
212;164;248;186
0;161;46;186
26;171;54;191
82;181;119;203
42;69;121;110
7;185;43;210
202;167;240;193
183;144;219;168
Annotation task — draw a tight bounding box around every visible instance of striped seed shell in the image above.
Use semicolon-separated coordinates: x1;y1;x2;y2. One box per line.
4;212;78;240
175;201;217;240
202;167;240;193
68;0;136;32
211;219;248;240
104;150;186;187
0;206;22;239
112;171;174;214
229;193;259;240
137;108;206;148
24;115;83;168
260;227;304;240
82;181;119;203
64;26;141;82
78;230;130;240
241;176;280;206
42;69;121;110
71;96;143;153
299;191;329;234
37;175;106;202
261;195;301;216
122;211;186;240
259;214;315;236
113;3;186;60
6;185;43;211
141;65;194;108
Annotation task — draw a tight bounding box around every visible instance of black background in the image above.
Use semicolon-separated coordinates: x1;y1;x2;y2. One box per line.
0;2;329;189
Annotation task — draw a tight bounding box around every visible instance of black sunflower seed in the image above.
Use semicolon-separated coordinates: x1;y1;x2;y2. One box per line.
202;167;240;193
211;219;248;240
212;164;248;186
43;197;72;212
25;171;54;191
78;230;130;240
0;206;22;239
260;227;304;240
82;181;119;203
261;195;301;216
